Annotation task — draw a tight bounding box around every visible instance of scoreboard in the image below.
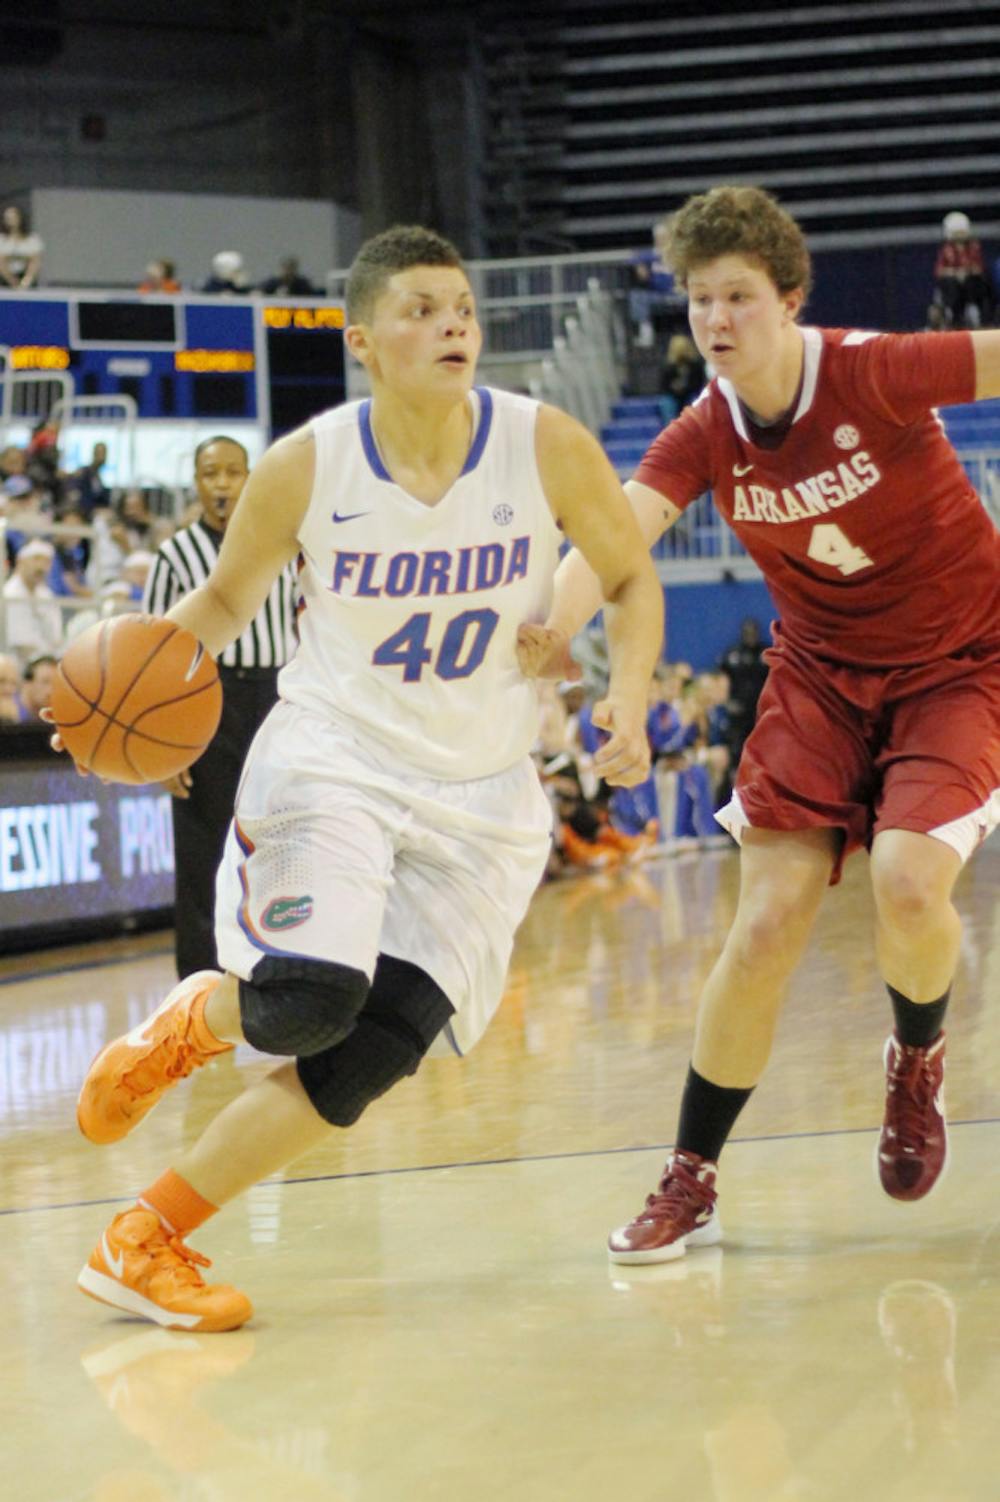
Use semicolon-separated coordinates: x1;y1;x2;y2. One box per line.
0;290;347;440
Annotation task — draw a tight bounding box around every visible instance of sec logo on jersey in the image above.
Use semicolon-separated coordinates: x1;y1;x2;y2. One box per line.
834;424;860;449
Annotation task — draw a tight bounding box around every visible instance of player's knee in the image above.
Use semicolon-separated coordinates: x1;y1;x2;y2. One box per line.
729;901;813;973
238;956;370;1057
872;863;944;927
296;959;454;1126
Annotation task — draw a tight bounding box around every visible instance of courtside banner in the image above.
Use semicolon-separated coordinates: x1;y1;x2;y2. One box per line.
0;760;174;944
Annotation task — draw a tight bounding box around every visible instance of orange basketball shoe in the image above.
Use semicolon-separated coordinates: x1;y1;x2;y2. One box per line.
78;970;232;1144
78;1208;252;1332
608;1150;721;1264
877;1032;949;1201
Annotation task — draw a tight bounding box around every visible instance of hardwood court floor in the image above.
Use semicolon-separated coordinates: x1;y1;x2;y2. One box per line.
2;842;999;1501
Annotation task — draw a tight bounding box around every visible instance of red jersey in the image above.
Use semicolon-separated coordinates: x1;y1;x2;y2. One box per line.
634;327;1000;667
934;239;985;278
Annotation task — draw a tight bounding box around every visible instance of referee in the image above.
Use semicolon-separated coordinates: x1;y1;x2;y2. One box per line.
143;435;297;979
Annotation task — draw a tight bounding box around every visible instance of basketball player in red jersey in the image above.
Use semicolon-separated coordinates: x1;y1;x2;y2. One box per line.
518;185;1000;1263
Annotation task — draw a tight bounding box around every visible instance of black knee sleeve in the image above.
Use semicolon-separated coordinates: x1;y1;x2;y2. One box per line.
239;955;369;1057
296;955;454;1126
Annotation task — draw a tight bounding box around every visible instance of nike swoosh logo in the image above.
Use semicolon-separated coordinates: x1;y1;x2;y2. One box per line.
732;463;753;476
102;1232;125;1279
332;510;370;524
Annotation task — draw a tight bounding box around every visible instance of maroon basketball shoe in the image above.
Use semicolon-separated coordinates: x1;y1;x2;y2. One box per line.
877;1033;948;1202
608;1150;721;1264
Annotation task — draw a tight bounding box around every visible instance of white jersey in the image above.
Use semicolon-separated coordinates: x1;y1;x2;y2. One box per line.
278;386;563;778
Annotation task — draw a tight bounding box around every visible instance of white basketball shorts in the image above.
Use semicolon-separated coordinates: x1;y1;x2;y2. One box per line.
214;700;553;1057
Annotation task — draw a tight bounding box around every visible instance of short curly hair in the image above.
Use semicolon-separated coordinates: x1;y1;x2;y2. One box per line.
346;225;466;323
662;186;812;299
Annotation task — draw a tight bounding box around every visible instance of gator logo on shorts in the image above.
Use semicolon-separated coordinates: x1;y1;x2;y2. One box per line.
261;895;314;931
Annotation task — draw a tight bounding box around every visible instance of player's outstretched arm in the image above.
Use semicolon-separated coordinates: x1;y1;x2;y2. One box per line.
517;466;680;682
534;404;665;787
167;428;314;657
972;331;1000;399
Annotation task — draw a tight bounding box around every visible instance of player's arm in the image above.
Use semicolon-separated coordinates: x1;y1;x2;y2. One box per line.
971;331;1000;399
166;429;314;656
532;404;665;787
517;470;680;681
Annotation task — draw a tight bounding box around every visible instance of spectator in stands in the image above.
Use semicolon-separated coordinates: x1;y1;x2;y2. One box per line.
629;217;675;347
17;653;58;723
118;487;170;552
924;302;948;333
2;474;49;566
122;549;154;601
933;212;994;331
0;652;22;725
138;258;181;294
88;494;127;588
575;685;660;856
2;539;63;665
71;442;111;517
202;250;250;295
0;444;27;483
49;502;92;598
25;416;62;505
259;255;318;296
659;332;706;423
0;205;44;289
719;616;769;763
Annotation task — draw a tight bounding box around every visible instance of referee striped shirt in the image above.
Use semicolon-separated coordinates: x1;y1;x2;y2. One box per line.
142;519;297;669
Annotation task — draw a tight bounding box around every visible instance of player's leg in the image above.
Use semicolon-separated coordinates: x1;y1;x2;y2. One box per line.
76;949;380;1333
870;660;1000;1200
609;645;871;1264
175;955;454;1207
870;830;960;1203
78;713;397;1329
608;825;836;1264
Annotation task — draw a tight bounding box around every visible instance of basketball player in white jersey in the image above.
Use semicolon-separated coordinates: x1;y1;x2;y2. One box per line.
69;225;664;1331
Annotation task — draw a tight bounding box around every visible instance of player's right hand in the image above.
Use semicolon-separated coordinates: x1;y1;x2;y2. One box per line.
160;769;193;799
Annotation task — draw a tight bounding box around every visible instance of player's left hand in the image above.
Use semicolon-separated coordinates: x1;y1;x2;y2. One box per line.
516;623;581;681
590;695;651;787
39;707;105;780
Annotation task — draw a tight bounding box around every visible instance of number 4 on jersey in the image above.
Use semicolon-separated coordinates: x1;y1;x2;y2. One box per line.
806;522;874;576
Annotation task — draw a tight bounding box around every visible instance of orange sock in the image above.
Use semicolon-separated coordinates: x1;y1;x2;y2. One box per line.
138;1169;218;1237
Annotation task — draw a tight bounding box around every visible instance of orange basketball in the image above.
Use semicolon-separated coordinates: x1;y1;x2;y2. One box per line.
50;614;222;785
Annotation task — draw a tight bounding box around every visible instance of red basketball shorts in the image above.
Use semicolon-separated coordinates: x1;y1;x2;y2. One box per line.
716;638;1000;883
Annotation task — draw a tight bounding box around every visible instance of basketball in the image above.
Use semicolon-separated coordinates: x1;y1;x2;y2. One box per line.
49;613;222;785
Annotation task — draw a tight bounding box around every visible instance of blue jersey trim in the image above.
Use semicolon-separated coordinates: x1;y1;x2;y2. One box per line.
359;399;391;481
461;387;493;475
358;388;494;483
442;1020;464;1057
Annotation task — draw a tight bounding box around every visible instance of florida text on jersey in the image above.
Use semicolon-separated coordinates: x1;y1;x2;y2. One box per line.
279;387;562;777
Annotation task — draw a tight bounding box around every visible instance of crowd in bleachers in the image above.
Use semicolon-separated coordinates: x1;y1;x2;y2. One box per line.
532;627;769;879
0;202;324;298
0;426;182;723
